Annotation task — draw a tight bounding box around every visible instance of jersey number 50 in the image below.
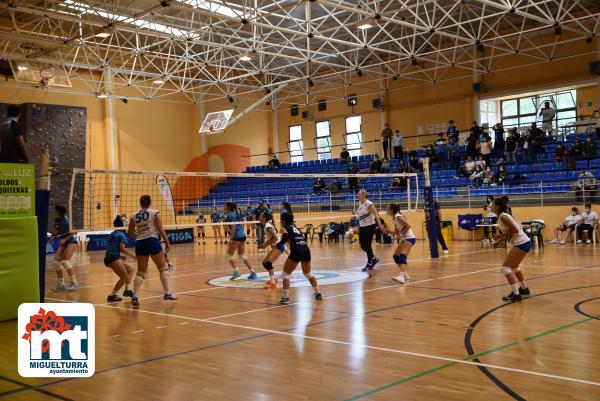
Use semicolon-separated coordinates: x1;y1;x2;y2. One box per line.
135;211;150;223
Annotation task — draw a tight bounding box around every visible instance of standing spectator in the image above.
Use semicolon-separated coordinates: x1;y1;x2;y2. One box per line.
521;130;533;164
478;137;492;166
268;154;280;169
593;109;600;139
463;155;476;177
432;200;449;254
470;165;484;187
448;137;461;178
582;136;597;159
530;122;544;142
493;123;505;158
392;130;403;160
577;203;598;244
504;133;517;164
555;144;566;163
435;133;447;167
254;201;266;248
381;123;393;159
340;147;350;163
0;105;28;164
538;101;556;136
370;154;382;173
574;169;597;202
466;132;479;159
447;120;460;143
348;162;359;192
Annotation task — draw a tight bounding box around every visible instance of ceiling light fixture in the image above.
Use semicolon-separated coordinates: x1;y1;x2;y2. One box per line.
97;93;108;98
95;32;111;38
153;79;165;84
357;17;376;30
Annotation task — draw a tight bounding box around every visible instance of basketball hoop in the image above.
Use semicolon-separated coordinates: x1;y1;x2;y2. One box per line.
39;67;55;87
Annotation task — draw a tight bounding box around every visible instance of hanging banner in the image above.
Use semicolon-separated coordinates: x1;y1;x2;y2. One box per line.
0;163;35;218
156;175;176;221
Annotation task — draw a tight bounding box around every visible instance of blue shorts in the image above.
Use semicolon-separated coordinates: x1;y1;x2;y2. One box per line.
232;236;246;242
514;240;532;253
135;237;162;256
405;238;417;245
104;254;121;267
60;236;78;246
275;244;285;253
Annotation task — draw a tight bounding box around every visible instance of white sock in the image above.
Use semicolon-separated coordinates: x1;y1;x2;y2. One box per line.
270;274;275;283
283;289;289;298
110;291;117;296
520;280;527;289
59;278;65;284
160;269;170;294
133;274;144;298
70;275;78;284
125;283;131;291
510;283;519;295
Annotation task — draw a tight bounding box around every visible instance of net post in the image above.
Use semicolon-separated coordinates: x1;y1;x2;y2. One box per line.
407;175;411;211
88;174;95;230
68;167;76;231
422;159;439;259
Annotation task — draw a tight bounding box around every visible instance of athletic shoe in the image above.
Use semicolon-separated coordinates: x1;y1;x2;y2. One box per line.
52;282;66;292
577;240;583;244
502;292;522;302
123;290;133;298
548;239;559;244
369;256;380;270
163;293;177;301
361;264;370;272
404;271;411;280
519;287;531;298
586;240;592;244
230;270;242;281
67;282;79;291
107;294;122;302
392;273;406;284
314;292;323;301
559;240;565;245
247;271;258;280
279;296;290;305
443;250;449;255
132;297;139;307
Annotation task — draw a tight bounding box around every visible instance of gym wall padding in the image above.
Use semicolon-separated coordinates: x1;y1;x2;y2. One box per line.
0;217;40;321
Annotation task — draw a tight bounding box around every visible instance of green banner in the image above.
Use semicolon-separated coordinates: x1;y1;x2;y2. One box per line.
0;163;35;218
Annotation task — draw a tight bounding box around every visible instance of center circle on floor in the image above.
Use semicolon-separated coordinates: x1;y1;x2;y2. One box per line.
208;270;369;288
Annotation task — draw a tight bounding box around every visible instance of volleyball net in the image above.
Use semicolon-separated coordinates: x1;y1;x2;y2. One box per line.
68;168;419;233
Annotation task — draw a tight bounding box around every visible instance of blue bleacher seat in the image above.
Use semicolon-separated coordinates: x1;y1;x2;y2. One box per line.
576;160;588;169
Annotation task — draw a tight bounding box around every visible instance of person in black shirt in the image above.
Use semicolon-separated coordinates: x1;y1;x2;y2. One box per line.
348;162;359;192
313;178;326;193
493;123;505;157
340;147;350;163
277;212;322;305
447;120;459;142
0;105;28;163
268;154;280;169
370;154;383;173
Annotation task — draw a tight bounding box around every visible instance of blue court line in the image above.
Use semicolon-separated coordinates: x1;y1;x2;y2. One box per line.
2;263;597;398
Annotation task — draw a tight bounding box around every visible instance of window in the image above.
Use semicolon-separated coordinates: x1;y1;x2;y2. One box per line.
288;125;303;163
479;100;498;129
315;121;331;160
345;116;362;158
499;89;577;132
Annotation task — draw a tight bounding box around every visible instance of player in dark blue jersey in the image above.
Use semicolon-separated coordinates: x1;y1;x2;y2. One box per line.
224;202;257;281
104;216;135;302
49;205;79;292
278;212;322;305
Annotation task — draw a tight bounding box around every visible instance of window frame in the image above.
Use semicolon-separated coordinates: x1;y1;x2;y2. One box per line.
344;115;362;158
288;124;304;163
315;120;332;160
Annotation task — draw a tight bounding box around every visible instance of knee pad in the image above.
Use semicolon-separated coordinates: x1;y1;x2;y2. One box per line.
239;254;247;262
281;271;290;281
60;260;72;271
501;267;512;275
304;273;314;280
53;261;62;272
228;255;236;262
393;254;407;265
262;261;273;271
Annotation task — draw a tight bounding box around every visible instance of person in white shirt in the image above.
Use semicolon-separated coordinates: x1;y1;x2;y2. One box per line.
550;207;582;245
384;203;416;284
577;203;599;244
349;189;386;271
538;101;556;135
392;130;403;159
574;169;597;202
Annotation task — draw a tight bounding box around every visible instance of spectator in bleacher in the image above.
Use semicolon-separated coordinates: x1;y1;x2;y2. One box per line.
466;131;478;159
381;123;393;159
328;178;342;193
435;133;446;146
478;137;492;166
549;207;581;245
340;147;350;163
268;154;280;169
482;166;495;186
381;158;390;173
398;159;410;174
574;169;597;202
504;134;517;164
555;143;566;163
493;123;505;157
392;130;403;160
531;122;544;139
593;109;600;139
448;137;461;178
435;134;447;167
520;130;534;164
475;155;486;170
348;162;359;192
463;155;475;177
577;203;598;244
313;178;326;193
469;121;481;138
370;154;382;173
408;151;420;172
470;165;484;187
538;101;556;135
424;144;438;165
582;136;597;159
447;120;459;142
497;164;508;183
568;139;583;159
388;177;403;191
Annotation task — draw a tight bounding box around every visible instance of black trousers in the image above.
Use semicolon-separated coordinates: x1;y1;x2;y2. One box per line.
577;223;593;241
359;224;377;262
393;146;403;159
382;138;391;159
436;224;448;251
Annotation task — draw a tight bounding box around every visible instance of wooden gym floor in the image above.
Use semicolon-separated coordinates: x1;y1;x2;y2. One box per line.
1;239;599;400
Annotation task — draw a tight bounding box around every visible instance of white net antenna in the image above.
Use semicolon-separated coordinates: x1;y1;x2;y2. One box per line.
199;109;233;135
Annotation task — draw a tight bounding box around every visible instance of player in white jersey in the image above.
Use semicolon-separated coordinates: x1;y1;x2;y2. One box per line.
352;189;386;271
127;195;177;307
490;196;531;302
257;211;283;289
384;203;416;284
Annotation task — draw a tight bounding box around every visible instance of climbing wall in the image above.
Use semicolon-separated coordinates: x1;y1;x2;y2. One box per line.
0;102;87;229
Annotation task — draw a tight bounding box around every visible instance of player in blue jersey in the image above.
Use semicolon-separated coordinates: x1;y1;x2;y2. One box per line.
104;216;135;302
49;205;79;292
224;202;257;281
278;211;322;305
210;206;223;244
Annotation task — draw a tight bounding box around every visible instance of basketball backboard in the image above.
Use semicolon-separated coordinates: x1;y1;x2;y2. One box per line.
199;109;234;134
